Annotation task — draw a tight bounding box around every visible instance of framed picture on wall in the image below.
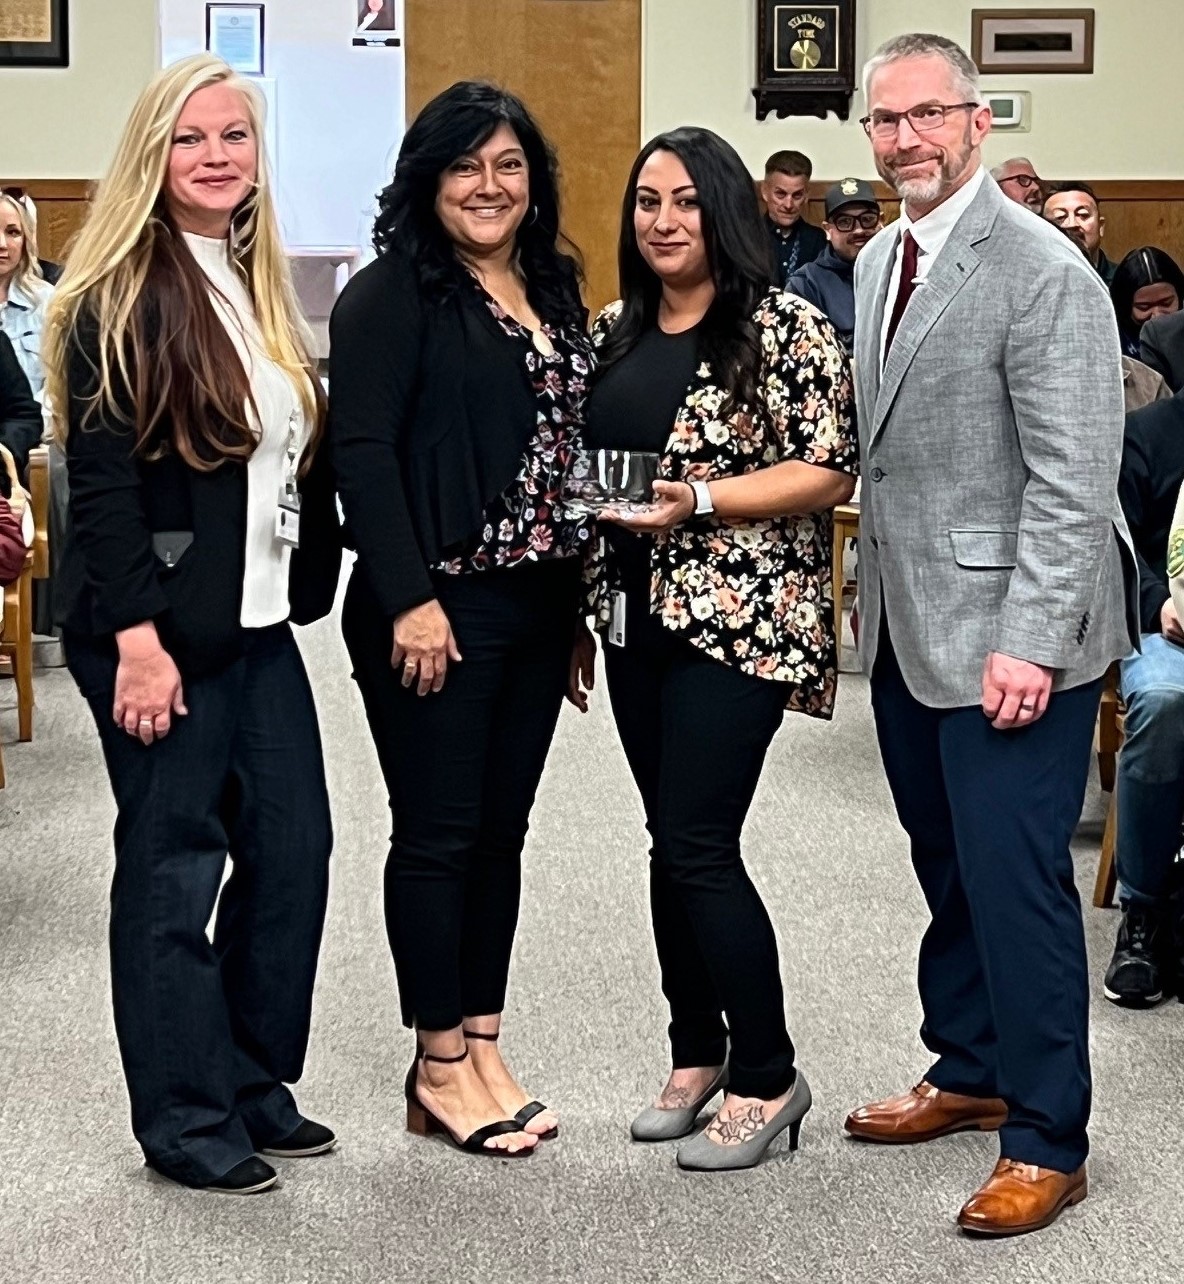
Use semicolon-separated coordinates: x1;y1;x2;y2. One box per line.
354;0;400;47
206;3;266;76
0;0;69;68
971;9;1095;75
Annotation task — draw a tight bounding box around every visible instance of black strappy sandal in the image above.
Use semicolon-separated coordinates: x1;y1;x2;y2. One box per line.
404;1047;534;1157
463;1029;559;1141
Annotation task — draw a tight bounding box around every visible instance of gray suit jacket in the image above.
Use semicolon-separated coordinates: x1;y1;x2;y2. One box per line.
852;175;1139;707
1139;308;1184;393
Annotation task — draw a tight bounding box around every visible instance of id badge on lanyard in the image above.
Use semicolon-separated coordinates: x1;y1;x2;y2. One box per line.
275;410;302;548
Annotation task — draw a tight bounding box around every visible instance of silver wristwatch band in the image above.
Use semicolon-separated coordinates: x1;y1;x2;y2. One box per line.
690;480;714;516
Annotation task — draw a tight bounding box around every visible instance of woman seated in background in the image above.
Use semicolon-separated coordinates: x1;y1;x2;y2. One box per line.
45;53;342;1196
1110;246;1184;359
572;126;856;1172
0;443;30;586
0;189;54;400
330;81;590;1159
0;331;41;477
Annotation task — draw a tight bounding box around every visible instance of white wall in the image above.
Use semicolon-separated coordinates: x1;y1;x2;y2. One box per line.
162;1;406;250
643;0;1184;180
0;0;160;177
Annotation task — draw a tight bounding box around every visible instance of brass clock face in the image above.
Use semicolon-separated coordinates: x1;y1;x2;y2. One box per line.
773;5;841;74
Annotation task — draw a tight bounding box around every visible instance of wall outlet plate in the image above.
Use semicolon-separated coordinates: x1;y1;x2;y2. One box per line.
986;90;1031;131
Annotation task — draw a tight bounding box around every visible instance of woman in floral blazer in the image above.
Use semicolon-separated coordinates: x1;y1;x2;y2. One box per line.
572;127;856;1172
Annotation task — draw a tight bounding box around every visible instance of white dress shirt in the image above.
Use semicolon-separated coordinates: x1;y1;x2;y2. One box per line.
880;166;987;365
183;232;310;629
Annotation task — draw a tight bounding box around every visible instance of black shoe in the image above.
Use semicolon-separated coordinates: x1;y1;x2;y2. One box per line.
1103;907;1166;1007
206;1157;279;1195
259;1119;337;1158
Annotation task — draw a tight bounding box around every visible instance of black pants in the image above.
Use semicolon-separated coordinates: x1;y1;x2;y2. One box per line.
65;623;332;1187
602;584;795;1100
342;558;579;1032
870;631;1102;1172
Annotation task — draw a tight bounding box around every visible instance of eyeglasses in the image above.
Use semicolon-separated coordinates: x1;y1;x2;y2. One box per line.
830;210;881;232
860;102;979;140
999;174;1041;190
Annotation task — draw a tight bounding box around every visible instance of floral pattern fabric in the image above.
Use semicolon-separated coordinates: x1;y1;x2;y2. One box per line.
434;285;593;574
588;288;857;719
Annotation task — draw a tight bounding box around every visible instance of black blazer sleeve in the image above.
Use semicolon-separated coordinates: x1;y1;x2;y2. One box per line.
1139;311;1184;394
288;437;344;626
328;255;436;619
63;316;170;634
0;331;43;477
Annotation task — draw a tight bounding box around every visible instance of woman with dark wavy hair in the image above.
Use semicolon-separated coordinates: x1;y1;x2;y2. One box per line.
329;81;590;1158
1109;246;1184;359
572;127;857;1171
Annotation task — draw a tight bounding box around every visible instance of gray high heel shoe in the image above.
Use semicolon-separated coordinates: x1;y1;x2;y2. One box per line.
630;1065;728;1142
675;1070;812;1172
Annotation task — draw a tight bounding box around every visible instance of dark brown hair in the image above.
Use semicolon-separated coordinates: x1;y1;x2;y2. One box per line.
764;150;812;181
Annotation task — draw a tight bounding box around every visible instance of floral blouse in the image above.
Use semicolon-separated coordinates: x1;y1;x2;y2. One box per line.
435;287;593;574
588;288;857;719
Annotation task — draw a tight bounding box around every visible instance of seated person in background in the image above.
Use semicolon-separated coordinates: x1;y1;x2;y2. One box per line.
0;190;63;285
786;178;882;354
1110;246;1184;359
0;444;30;586
0;331;40;477
1139;302;1184;394
0;190;54;397
1111;387;1184;1007
990;156;1043;212
1042;182;1117;285
760;150;826;285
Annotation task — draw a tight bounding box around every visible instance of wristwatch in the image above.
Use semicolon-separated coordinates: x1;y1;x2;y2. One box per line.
689;480;714;517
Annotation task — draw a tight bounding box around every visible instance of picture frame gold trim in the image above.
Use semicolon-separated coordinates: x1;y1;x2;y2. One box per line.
971;8;1095;75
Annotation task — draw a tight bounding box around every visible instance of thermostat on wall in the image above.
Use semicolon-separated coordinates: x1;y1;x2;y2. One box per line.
986;91;1031;131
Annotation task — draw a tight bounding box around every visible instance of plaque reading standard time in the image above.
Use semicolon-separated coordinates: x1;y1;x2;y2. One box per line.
754;0;856;121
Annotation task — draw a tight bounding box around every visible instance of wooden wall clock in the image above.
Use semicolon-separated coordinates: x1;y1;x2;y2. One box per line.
753;1;857;121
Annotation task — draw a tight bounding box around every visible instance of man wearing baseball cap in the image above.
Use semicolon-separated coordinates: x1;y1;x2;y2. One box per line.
786;177;883;353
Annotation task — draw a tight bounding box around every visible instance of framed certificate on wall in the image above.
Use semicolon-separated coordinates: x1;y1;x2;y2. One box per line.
0;1;69;68
206;3;266;76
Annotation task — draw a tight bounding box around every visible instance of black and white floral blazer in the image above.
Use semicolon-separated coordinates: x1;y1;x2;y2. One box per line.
588;288;857;719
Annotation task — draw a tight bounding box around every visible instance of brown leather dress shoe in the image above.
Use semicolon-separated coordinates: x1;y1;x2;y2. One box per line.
957;1159;1087;1236
844;1081;1008;1144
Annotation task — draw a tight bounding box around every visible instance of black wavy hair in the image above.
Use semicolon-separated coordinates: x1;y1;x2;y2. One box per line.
1110;245;1184;350
595;127;774;414
373;81;584;326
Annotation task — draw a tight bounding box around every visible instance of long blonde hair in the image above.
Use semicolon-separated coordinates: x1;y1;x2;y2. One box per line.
0;193;50;303
44;54;323;468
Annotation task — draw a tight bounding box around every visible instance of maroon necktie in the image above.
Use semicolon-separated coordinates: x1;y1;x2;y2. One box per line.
884;230;919;353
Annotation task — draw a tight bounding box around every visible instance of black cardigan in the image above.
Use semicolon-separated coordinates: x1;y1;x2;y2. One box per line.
1118;388;1184;632
0;330;42;477
328;253;551;619
56;314;342;676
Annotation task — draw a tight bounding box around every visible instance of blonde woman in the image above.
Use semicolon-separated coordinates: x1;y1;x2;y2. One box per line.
44;55;342;1195
0;189;54;397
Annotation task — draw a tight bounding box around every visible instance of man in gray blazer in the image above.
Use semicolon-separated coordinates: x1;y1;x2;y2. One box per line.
844;33;1139;1238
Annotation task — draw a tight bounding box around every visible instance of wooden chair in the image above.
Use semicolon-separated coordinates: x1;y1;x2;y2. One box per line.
832;501;860;646
1093;662;1123;908
0;447;50;759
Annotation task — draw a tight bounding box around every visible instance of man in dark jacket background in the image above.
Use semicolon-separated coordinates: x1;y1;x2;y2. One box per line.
786;178;882;353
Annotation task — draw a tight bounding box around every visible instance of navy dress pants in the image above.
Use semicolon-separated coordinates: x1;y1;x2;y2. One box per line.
66;623;332;1187
870;633;1102;1173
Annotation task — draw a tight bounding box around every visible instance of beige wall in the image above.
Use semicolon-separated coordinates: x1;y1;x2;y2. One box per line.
1;0;159;178
643;0;1184;180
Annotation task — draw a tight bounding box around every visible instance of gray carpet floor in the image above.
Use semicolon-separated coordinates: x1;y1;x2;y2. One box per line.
1;600;1181;1284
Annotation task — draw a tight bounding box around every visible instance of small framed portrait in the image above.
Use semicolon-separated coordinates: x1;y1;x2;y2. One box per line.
206;3;266;77
971;8;1095;75
356;0;397;36
0;0;70;69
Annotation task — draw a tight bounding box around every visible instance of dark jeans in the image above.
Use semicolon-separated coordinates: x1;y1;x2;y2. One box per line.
342;557;580;1032
65;623;332;1187
870;631;1102;1173
602;585;795;1101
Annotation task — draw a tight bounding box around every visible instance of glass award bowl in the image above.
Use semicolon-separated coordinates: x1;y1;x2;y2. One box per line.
562;448;661;519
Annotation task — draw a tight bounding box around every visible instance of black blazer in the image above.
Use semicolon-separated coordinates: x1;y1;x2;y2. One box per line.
56;314;342;676
0;330;42;477
328;252;571;619
1140;308;1184;393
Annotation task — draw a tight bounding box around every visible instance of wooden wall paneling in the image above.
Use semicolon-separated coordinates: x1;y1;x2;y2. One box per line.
0;180;93;265
404;0;642;313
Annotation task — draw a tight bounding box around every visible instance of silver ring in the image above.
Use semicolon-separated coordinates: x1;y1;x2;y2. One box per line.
1020;701;1036;710
139;717;154;727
